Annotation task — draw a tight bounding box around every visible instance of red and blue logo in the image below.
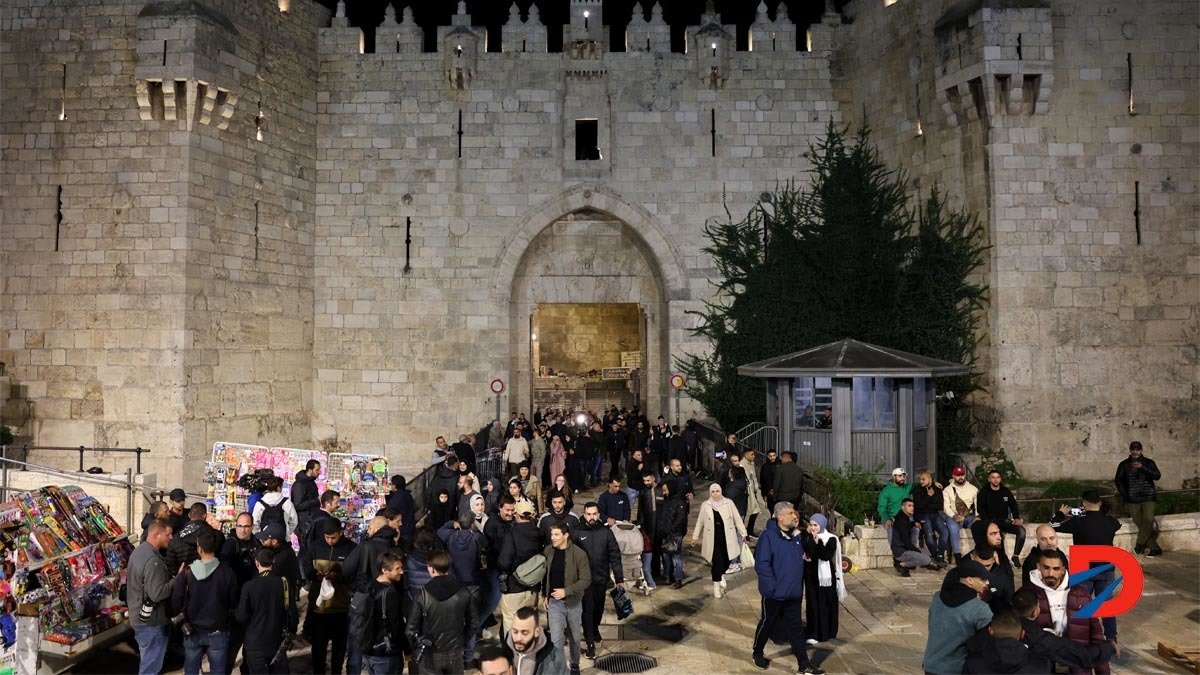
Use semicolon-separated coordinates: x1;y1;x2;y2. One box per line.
1066;545;1144;619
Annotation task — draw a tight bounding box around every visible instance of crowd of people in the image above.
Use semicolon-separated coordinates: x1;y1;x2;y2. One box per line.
919;440;1163;674
124;406;1163;675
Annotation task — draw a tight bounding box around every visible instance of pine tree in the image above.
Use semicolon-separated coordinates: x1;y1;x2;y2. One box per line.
679;124;988;442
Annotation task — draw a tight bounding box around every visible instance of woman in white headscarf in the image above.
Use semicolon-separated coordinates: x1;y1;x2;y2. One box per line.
803;513;845;644
689;482;747;599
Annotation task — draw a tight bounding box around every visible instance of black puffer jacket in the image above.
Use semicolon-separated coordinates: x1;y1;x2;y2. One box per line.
290;472;320;525
1115;455;1161;503
165;520;224;575
498;521;543;592
406;575;478;653
571;520;623;585
656;490;689;551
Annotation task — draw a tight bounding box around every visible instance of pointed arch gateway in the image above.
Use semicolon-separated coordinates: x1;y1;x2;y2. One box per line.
492;185;691;417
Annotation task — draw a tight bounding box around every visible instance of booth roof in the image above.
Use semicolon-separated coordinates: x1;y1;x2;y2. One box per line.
736;338;970;379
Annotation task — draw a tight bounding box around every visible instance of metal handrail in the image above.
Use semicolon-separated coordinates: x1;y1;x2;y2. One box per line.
737;424;779;454
11;444;151;473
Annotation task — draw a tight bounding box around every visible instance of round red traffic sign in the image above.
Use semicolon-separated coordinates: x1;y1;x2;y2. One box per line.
669;374;686;390
490;379;505;394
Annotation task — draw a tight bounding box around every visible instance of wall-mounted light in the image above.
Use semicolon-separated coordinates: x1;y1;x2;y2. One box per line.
583;10;590;30
278;0;289;12
531;332;538;341
711;41;718;56
454;44;463;57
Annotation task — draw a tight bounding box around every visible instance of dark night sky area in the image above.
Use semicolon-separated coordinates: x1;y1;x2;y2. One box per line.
315;1;848;53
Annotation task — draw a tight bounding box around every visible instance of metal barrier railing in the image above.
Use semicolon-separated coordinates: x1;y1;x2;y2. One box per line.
4;444;151;474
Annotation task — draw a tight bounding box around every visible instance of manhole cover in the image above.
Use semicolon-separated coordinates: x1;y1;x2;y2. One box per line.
595;652;658;673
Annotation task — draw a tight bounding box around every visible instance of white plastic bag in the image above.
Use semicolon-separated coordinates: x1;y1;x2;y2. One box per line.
316;578;335;610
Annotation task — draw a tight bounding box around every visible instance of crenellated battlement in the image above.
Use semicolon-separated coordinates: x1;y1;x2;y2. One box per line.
320;0;828;58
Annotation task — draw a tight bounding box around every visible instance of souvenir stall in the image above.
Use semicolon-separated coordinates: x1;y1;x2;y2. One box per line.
325;454;389;540
1;486;132;675
205;443;329;533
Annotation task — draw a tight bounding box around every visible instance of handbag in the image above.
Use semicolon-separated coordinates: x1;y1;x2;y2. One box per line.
609;586;633;620
738;542;755;569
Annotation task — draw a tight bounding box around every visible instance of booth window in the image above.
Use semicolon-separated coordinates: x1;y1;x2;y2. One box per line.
853;377;896;430
913;377;927;428
793;377;832;427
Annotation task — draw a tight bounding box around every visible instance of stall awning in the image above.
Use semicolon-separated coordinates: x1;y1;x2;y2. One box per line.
736;338;970;379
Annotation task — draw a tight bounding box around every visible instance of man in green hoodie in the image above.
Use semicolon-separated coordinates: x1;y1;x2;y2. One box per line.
878;467;914;527
171;530;240;675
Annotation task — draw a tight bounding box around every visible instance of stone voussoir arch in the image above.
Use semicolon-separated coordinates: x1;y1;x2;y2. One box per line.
491;184;691;304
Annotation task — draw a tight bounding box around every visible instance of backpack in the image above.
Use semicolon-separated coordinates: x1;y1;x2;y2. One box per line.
512;553;547;588
260;497;288;529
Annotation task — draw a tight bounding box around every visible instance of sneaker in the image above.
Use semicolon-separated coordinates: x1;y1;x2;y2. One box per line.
1011;555;1021;568
805;638;818;646
671;579;684;590
753;653;769;670
1134;544;1146;555
570;665;581;675
799;666;826;675
1147;548;1163;557
479;628;494;641
584;643;596;659
643;585;656;596
719;577;727;589
714;582;724;599
894;562;911;578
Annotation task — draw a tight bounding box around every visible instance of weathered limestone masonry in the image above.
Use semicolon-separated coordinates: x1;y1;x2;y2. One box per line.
1;0;1195;490
836;0;1198;485
0;0;325;489
312;1;842;458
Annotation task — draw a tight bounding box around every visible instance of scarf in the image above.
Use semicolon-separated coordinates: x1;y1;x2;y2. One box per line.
809;514;846;602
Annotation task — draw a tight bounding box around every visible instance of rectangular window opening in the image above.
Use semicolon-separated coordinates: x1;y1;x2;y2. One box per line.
148;80;165;120
55;185;63;251
574;118;600;160
1127;52;1136;116
1021;75;1041;115
994;74;1011;115
1016;33;1023;60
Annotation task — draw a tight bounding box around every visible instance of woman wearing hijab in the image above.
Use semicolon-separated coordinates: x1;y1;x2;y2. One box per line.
803;513;845;644
517;464;542;512
427;488;457;529
469;492;489;530
689;483;747;598
549;435;567;485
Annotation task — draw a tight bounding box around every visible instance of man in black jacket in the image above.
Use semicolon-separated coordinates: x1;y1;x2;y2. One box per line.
479;496;516;637
538;493;579;541
1021;524;1064;588
890;498;936;577
291;460;322;583
573;503;624;659
1114;440;1162;556
597;479;631;524
759;450;779;511
307;518;357;675
428;455;463;512
498;500;543;633
407;550;479;674
235;548;297;674
637;471;660;584
218;512;259;675
306;490;341;561
166;502;225;576
257;524;300;621
172;531;239;675
359;552;406;674
977;470;1026;568
1009;589;1116;671
1053;490;1123;645
386;477;417;542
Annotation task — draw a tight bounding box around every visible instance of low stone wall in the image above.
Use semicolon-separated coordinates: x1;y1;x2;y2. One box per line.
843;513;1200;569
1;469;157;538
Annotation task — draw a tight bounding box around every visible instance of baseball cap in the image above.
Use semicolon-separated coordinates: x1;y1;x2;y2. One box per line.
951;466;966;477
257;522;286;542
169;488;187;502
891;467;906;476
514;499;536;517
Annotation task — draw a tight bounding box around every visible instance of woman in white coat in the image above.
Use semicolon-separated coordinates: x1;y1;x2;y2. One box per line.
689;482;747;598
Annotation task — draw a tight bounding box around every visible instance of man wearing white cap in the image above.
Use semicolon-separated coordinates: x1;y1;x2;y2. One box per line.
877;467;913;528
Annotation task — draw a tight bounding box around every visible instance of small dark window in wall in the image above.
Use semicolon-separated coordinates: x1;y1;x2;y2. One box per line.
575;119;600;160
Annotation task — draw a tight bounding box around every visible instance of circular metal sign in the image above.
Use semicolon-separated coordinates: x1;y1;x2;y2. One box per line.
669;374;686;390
490;379;505;394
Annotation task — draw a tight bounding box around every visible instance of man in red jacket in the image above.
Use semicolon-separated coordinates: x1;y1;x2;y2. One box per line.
1021;550;1114;674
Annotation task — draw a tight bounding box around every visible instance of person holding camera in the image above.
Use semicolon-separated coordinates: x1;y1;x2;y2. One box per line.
129;519;176;675
219;513;260;675
171;531;239;675
235;548;298;674
359;551;406;675
406;550;479;673
1054;489;1122;648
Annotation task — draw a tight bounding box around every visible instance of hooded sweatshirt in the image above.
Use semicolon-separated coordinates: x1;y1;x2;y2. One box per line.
252;491;299;540
923;569;993;675
1028;569;1070;636
171;557;239;633
505;627;568;675
964;635;1049;674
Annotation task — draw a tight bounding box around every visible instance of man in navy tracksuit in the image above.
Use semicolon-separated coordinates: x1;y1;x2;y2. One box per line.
751;502;823;675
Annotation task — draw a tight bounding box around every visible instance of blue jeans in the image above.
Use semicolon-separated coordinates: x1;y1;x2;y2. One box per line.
915;512;949;558
363;654;399;674
1082;568;1118;641
590;455;604;484
479;568;502;630
945;514;975;558
345;646;361;675
134;624;169;675
640;552;657;589
668;552;684;580
184;630;229;675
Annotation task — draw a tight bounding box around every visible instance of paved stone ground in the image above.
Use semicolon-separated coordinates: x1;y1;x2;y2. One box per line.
80;481;1200;674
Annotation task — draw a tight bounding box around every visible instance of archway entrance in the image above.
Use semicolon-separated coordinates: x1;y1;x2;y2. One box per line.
530;303;644;411
510;208;668;417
